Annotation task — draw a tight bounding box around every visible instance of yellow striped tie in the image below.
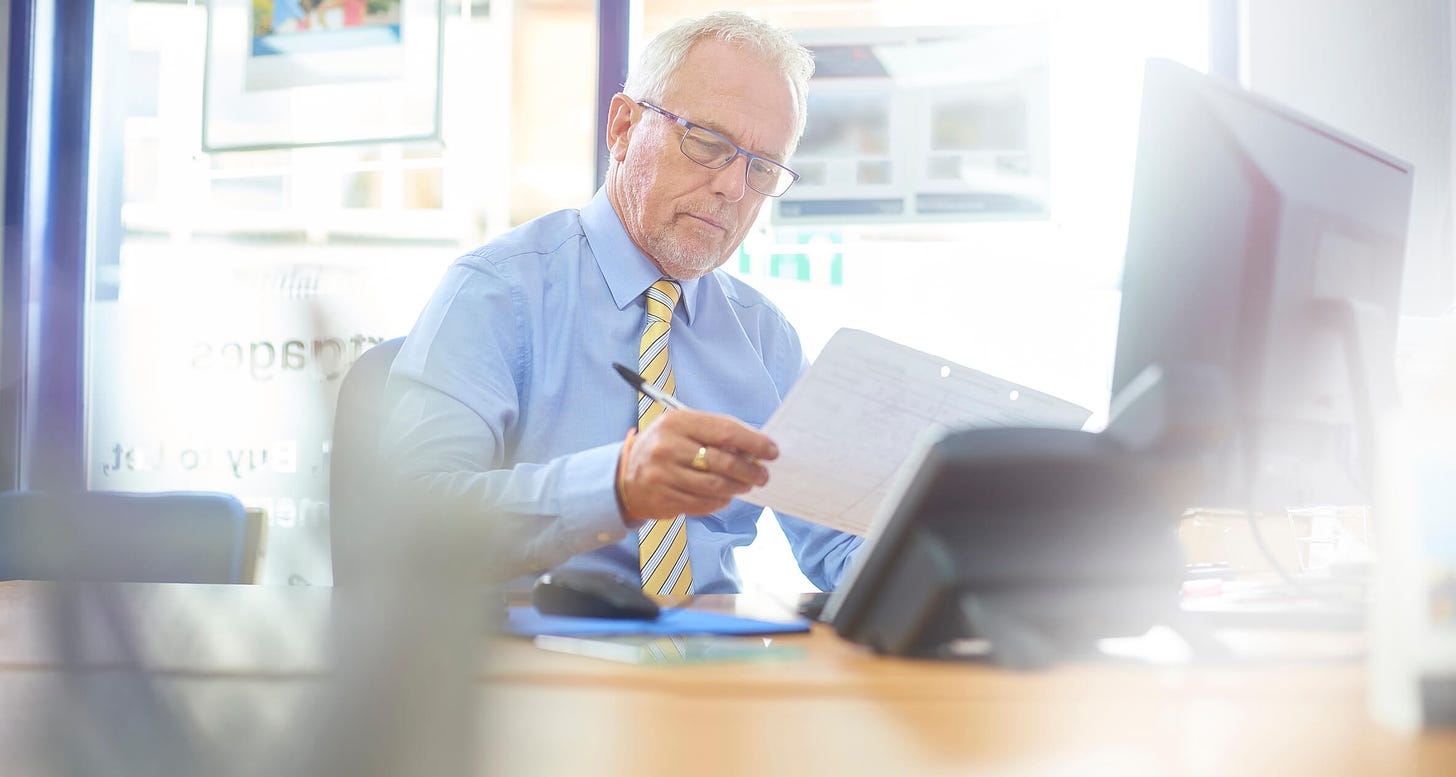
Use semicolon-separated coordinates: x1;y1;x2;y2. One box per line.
636;279;694;596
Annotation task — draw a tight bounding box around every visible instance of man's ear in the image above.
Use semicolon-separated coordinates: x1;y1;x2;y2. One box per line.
605;93;636;162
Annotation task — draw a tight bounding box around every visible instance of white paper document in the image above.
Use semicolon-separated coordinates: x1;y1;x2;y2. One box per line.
742;329;1091;535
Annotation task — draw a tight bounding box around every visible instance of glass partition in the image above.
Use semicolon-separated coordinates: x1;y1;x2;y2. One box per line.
86;0;596;585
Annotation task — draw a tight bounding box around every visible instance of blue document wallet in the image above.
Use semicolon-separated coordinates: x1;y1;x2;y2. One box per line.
506;607;810;638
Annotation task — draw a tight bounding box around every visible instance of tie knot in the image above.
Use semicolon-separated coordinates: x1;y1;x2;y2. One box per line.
645;279;682;325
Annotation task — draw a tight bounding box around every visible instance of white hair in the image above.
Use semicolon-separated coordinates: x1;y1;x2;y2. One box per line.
622;11;814;148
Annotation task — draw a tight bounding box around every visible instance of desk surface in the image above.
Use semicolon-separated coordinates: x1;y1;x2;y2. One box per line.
0;580;1452;777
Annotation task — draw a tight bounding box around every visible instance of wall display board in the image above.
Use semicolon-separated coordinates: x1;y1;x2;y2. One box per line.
203;0;443;150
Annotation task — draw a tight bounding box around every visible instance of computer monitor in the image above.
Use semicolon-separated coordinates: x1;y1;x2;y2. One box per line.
825;59;1413;667
1110;58;1413;512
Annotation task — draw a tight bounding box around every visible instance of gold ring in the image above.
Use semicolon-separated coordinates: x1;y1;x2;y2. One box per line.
691;445;710;472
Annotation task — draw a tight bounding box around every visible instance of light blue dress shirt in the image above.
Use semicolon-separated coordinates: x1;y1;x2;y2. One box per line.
383;188;862;592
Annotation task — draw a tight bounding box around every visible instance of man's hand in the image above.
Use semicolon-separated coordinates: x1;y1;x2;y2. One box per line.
618;410;778;522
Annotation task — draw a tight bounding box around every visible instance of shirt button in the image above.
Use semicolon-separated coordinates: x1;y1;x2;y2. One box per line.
596;532;612;543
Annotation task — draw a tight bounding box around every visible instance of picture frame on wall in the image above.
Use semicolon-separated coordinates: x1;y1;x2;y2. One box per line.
202;0;444;152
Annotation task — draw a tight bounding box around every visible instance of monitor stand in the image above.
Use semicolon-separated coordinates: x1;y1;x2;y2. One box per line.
833;428;1206;670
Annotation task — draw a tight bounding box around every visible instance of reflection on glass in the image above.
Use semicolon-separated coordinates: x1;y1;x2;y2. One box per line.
797;92;890;157
124;138;159;203
857;159;892;185
91;0;503;591
210;176;287;210
931;93;1029;152
809;44;889;78
997;153;1032;176
796;160;829;187
402;143;445;160
210;148;291;172
403;168;444;210
126;51;161;118
926;155;960;182
344;171;383;209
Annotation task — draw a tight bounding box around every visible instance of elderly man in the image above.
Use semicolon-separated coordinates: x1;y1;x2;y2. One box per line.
382;11;860;593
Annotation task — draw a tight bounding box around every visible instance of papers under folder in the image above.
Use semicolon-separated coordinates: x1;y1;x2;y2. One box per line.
741;329;1092;536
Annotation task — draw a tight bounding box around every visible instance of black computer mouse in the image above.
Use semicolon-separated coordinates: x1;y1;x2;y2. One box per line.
531;568;661;620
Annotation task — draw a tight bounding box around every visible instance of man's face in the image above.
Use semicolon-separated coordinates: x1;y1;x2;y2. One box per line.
608;40;797;280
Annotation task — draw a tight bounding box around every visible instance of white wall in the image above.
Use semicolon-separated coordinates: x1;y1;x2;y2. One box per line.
1243;0;1455;315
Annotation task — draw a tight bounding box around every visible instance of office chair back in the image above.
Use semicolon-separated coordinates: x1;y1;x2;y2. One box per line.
329;336;405;586
0;490;253;584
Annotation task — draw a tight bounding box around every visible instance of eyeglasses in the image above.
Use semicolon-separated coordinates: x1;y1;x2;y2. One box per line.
635;100;799;198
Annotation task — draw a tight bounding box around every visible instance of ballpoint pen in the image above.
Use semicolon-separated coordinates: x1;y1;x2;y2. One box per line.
611;362;762;464
612;362;688;411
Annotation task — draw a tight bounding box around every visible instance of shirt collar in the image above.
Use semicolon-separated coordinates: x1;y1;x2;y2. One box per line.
582;187;699;325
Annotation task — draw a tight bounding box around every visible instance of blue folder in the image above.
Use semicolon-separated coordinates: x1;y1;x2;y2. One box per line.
506;607;810;637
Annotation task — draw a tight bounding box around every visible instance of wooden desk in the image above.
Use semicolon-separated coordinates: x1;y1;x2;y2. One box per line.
0;580;1452;777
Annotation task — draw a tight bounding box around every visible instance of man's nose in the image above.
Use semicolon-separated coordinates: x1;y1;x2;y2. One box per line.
709;155;749;203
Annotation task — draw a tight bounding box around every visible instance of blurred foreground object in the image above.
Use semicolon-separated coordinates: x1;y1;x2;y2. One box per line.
1372;316;1456;731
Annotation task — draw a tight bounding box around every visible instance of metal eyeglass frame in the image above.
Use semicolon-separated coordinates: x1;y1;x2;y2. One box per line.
634;99;800;198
